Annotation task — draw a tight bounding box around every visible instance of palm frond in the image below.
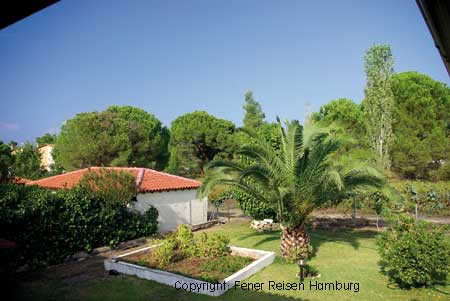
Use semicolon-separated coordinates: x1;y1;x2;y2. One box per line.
200;117;389;228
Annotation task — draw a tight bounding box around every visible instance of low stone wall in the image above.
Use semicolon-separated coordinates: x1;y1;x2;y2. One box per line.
191;219;219;231
310;216;386;229
104;245;275;296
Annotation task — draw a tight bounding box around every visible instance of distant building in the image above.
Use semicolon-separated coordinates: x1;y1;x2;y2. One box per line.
38;144;54;171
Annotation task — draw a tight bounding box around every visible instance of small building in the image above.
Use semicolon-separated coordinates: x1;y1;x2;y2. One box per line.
27;167;206;232
38;144;54;171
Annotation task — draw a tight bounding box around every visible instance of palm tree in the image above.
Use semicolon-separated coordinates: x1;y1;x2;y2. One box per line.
199;118;385;260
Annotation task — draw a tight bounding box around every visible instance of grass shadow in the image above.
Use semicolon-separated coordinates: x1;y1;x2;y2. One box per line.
13;273;312;301
309;228;378;258
253;235;280;247
235;226;378;259
431;285;450;296
237;230;281;241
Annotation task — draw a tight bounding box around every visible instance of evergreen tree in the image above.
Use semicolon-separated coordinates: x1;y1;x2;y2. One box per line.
36;133;57;147
243;91;265;129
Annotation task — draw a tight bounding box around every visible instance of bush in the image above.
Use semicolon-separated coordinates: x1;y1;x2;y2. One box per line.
233;190;277;221
175;224;196;257
0;184;158;269
377;214;450;288
151;225;231;263
153;240;176;267
196;232;230;258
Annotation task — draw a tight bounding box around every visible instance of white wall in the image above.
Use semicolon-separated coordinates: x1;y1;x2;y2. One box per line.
134;189;207;232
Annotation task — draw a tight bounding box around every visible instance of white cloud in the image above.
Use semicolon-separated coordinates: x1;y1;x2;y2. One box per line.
0;122;20;132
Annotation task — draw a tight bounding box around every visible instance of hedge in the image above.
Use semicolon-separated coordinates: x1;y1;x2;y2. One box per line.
0;184;158;269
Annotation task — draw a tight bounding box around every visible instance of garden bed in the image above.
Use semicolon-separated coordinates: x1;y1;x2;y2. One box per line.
121;248;253;282
104;244;275;296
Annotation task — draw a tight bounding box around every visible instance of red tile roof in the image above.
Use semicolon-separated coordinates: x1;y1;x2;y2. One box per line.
26;167;201;193
12;176;31;184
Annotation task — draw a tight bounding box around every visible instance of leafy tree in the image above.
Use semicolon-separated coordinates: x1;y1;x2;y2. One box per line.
12;142;42;180
55;106;169;171
36;133;57;147
0;141;13;183
8;140;18;151
362;44;395;171
390;72;450;179
166;111;236;177
200;119;384;261
313;98;367;142
243;91;265;129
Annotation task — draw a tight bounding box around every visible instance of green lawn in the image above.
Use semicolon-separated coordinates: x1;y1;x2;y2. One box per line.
16;222;450;301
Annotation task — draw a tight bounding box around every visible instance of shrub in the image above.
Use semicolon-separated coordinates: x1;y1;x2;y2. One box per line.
0;184;158;269
196;232;230;258
175;224;196;257
78;167;138;207
233;190;277;221
151;225;231;264
153;240;176;267
377;214;450;288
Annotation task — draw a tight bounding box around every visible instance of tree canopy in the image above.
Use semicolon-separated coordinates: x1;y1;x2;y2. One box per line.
362;44;395;171
391;71;450;180
166;111;236;177
243;91;265;129
55;106;169;171
0;141;13;183
12;142;42;180
36;133;57;147
313;98;366;136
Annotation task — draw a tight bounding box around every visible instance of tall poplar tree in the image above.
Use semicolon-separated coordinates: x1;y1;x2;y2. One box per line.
363;44;394;170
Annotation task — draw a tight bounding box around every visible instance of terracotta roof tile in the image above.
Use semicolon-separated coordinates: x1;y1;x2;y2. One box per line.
26;167;201;193
12;176;31;184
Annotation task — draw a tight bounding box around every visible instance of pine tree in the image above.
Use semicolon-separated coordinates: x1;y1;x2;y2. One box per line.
243;91;265;129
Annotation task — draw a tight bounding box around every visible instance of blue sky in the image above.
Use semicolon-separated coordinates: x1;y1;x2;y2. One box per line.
1;0;449;143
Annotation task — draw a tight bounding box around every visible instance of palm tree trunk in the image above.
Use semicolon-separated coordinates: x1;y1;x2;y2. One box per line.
280;224;310;260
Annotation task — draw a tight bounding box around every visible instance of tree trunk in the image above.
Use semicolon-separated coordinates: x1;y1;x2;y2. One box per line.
376;214;379;231
280;224;310;260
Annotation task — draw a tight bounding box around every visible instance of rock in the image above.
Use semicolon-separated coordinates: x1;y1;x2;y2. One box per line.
91;246;111;255
251;219;279;231
72;251;89;260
